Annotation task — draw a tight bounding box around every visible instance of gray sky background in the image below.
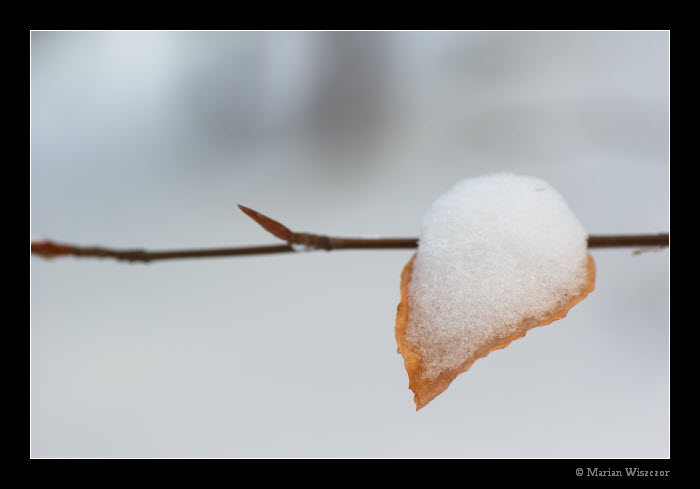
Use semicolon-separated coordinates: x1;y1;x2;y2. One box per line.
30;31;669;458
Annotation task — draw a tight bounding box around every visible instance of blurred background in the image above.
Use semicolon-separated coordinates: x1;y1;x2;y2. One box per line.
30;31;669;458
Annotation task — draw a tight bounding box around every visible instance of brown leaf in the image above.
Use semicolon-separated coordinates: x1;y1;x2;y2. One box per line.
395;252;596;410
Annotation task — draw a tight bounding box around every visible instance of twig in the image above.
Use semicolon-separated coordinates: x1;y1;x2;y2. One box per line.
30;206;669;264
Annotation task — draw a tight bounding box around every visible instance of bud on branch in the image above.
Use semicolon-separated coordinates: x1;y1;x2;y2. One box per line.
30;206;669;264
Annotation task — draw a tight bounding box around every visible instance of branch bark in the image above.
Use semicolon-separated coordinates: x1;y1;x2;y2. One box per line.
30;206;669;264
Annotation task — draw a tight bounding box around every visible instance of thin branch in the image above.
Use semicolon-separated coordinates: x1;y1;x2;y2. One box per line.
586;234;670;248
30;206;669;264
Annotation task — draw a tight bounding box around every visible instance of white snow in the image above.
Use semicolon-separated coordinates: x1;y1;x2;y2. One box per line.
406;173;590;379
291;243;314;252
